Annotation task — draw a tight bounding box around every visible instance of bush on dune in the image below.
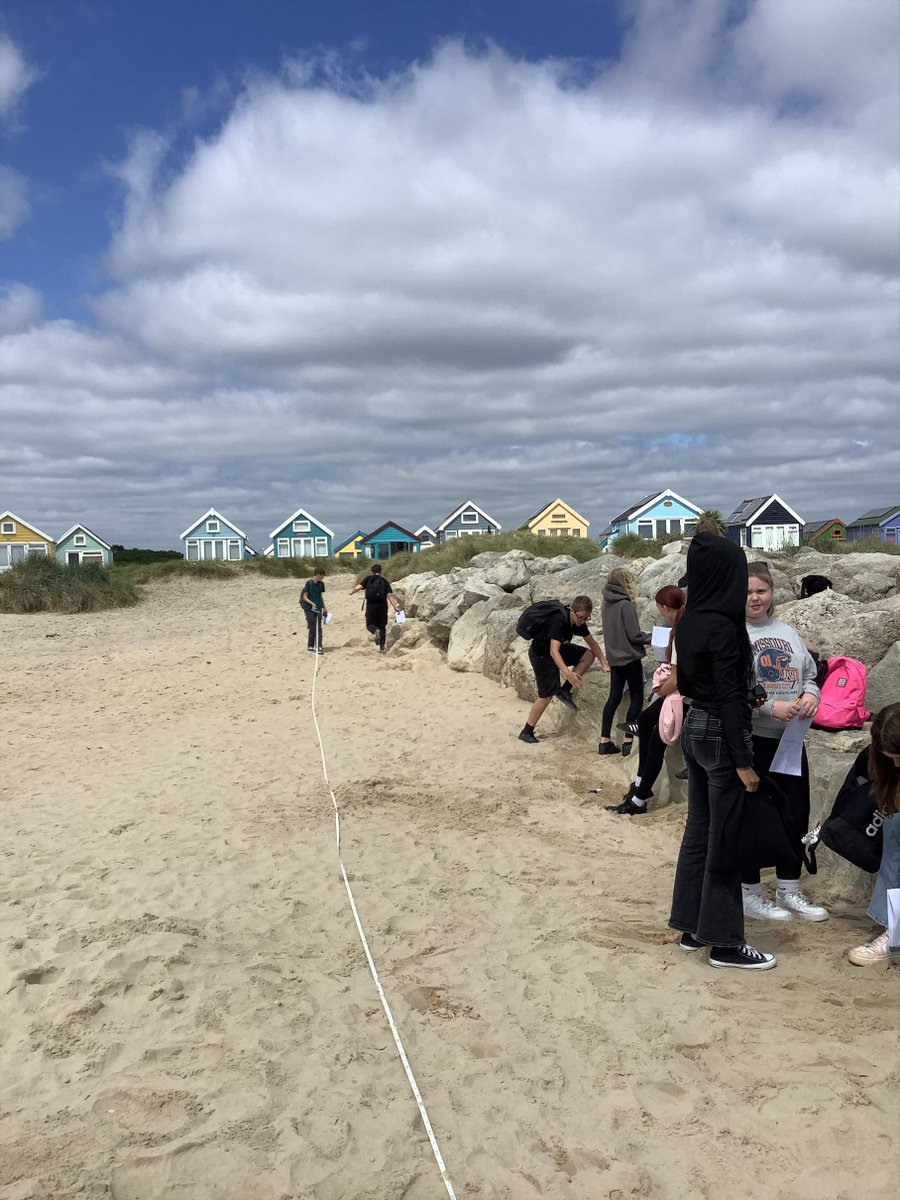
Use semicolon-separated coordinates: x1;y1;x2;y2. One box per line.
241;555;355;579
0;556;140;613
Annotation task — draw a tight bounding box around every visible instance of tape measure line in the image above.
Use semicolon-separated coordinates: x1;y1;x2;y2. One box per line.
309;621;457;1200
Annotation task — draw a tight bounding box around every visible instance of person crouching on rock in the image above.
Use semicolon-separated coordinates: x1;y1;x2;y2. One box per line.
350;563;401;652
518;595;609;744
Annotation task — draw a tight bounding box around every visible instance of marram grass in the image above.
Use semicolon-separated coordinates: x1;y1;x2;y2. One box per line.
0;556;140;614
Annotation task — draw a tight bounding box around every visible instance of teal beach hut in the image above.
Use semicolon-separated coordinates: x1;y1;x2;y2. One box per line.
55;524;113;566
360;521;421;559
269;508;334;558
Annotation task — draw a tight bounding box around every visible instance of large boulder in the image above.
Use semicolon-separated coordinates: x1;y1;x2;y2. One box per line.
636;555;687;598
841;571;897;603
460;576;505;610
528;554;629;605
866;641;900;715
426;595;466;647
448;593;523;673
777;591;900;667
784;550;900;599
483;609;523;684
477;550;540;592
403;573;461;621
392;571;437;612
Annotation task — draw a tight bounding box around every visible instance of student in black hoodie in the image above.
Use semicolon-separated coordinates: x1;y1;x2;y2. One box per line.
667;534;776;971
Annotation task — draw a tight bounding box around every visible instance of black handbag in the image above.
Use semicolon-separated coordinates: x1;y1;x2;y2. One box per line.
709;776;795;874
802;751;883;875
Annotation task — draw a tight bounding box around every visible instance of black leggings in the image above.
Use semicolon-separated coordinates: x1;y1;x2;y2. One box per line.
633;697;667;800
601;659;644;738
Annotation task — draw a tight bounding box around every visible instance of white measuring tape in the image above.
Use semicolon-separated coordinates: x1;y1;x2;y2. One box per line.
308;613;457;1199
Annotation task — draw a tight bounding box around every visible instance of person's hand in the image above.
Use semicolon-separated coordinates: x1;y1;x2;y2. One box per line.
565;669;582;689
601;661;610;673
795;692;819;719
772;699;800;722
737;766;759;792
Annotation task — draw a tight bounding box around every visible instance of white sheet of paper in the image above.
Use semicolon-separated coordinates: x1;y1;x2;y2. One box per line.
887;888;900;950
395;610;406;624
769;717;813;776
651;625;670;663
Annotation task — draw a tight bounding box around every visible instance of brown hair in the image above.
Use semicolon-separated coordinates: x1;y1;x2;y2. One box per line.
371;564;383;574
870;703;900;816
571;594;593;615
655;585;685;662
747;561;775;617
607;567;637;603
695;519;722;536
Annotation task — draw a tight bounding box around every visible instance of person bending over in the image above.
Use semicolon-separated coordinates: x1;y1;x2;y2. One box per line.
518;595;609;744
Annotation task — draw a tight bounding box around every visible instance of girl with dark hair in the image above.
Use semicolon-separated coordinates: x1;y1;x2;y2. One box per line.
849;702;900;965
668;534;776;970
607;585;685;815
599;568;650;757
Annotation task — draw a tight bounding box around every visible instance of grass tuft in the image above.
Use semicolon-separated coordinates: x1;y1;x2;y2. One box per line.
0;556;140;613
371;531;601;580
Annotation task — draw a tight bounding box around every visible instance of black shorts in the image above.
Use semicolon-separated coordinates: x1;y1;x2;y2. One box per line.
529;642;586;698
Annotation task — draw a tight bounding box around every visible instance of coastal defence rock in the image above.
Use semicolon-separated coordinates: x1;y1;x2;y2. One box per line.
448;593;524;673
866;641;900;714
782;549;900;600
636;554;687;598
528;554;630;606
778;591;900;667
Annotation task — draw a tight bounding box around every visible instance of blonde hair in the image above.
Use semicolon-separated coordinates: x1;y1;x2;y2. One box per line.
747;561;775;616
607;567;637;603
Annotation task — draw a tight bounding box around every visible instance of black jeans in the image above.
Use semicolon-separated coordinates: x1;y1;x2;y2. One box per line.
633;697;667;800
741;735;810;884
669;707;748;948
601;659;644;738
305;609;323;650
365;600;389;649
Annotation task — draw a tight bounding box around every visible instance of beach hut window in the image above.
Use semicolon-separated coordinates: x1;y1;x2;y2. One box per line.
186;541;199;560
315;537;328;555
1;521;14;534
684;520;697;535
293;520;311;533
277;538;290;556
228;541;240;560
74;534;86;546
461;511;478;524
571;528;581;537
207;520;220;533
638;522;653;539
82;552;102;563
445;530;457;539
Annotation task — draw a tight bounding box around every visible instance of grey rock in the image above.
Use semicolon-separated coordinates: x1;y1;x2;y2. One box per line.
843;571;896;603
426;595;466;647
866;641;900;715
636;555;687;598
776;591;900;666
483;609;522;684
460;577;505;610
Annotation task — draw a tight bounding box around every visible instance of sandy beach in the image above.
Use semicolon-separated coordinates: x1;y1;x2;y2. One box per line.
2;574;898;1200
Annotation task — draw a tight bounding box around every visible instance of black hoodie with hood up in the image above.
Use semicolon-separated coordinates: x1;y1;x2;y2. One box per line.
674;534;753;767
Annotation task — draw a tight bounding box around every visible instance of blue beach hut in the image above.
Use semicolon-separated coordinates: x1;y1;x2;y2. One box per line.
269;508;334;558
360;521;421;559
55;524;113;566
181;508;249;561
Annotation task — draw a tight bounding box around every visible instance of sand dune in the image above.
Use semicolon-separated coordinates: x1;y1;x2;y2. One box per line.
1;575;897;1199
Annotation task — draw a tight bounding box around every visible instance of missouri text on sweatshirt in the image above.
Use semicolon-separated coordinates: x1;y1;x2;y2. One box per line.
747;615;820;740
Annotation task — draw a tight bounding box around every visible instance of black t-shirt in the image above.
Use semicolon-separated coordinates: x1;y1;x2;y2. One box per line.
362;575;392;603
532;609;591;656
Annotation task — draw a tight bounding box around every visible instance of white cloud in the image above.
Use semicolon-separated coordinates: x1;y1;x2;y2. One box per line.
0;33;38;122
2;4;899;548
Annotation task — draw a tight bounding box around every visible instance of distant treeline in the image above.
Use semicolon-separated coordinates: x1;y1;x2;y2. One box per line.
112;546;183;564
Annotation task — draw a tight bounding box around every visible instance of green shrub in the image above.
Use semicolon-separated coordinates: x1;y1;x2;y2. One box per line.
111;559;238;586
241;555;355;579
808;533;900;556
112;546;182;564
0;555;140;613
609;532;682;560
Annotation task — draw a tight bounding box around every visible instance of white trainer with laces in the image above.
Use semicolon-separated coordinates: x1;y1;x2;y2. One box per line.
743;890;793;922
848;931;900;966
776;888;828;922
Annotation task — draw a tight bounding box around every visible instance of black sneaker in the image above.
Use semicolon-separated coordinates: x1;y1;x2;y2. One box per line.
709;943;776;971
617;720;640;735
554;688;577;711
605;796;647;815
679;932;705;952
598;742;619;755
518;729;539;744
621;740;634;758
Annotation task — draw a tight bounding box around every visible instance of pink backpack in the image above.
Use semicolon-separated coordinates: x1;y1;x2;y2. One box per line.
812;657;871;731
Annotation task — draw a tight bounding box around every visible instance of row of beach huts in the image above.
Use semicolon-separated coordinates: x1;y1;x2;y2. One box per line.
1;493;898;571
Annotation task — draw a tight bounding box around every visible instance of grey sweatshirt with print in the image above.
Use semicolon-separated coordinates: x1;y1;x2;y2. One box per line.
747;615;820;740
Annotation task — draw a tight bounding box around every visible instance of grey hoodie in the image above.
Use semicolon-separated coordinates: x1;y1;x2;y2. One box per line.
601;584;651;666
747;615;821;740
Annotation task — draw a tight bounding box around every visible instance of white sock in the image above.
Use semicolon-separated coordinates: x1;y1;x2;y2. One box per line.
634;775;642;788
630;795;647;808
776;878;800;894
742;883;763;897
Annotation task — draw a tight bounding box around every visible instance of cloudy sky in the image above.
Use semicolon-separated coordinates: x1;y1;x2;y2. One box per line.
1;0;898;551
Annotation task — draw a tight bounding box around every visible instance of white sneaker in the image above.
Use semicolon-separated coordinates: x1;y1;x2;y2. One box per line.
848;930;900;966
776;888;828;922
742;890;793;922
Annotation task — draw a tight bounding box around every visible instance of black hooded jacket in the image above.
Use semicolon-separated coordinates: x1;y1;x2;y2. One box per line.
674;534;753;767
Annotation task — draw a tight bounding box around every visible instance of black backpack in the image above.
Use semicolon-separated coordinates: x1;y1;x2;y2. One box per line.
516;600;568;641
802;750;884;874
800;574;833;599
366;575;389;602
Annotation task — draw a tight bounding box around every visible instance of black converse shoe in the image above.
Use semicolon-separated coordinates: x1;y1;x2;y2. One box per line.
554;688;577;711
605;795;647;815
621;740;634;758
708;943;776;970
598;742;619;755
679;932;705;952
518;729;539;744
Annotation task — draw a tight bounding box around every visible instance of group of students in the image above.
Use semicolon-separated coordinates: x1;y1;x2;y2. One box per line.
517;529;900;970
299;564;401;654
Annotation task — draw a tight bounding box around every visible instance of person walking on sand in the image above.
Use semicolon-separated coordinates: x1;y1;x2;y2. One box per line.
518;595;609;744
598;568;650;758
668;533;776;970
300;568;328;654
350;563;401;652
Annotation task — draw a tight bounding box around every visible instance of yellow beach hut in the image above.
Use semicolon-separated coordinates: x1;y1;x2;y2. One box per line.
0;510;54;571
334;530;366;559
525;498;590;540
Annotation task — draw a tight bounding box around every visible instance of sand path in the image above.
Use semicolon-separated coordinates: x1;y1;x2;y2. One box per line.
1;575;897;1199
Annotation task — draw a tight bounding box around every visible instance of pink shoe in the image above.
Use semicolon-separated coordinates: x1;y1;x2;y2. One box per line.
848;930;900;966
